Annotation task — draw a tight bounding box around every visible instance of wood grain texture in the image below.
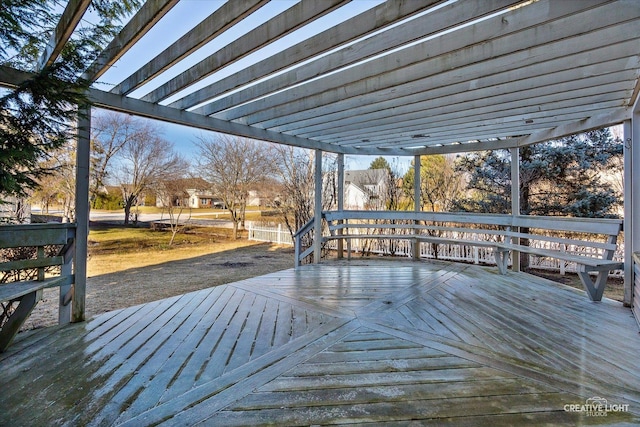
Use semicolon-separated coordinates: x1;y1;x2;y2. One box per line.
0;259;638;426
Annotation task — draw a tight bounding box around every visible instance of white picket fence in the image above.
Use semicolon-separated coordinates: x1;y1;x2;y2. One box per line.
250;224;624;277
248;224;294;246
340;235;624;277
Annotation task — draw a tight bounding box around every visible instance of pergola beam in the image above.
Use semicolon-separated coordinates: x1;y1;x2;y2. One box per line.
216;0;620;123
82;0;179;83
36;0;91;71
141;0;349;104
112;0;269;96
191;0;517;116
173;0;441;111
3;62;628;157
88;88;353;154
0;65;352;154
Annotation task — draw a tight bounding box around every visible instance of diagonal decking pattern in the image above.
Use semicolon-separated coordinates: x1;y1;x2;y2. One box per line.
0;259;639;425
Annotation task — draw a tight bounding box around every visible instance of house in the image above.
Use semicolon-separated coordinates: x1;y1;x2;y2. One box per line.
343;169;388;210
156;178;214;209
186;188;225;209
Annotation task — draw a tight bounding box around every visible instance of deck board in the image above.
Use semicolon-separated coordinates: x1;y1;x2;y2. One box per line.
0;259;638;426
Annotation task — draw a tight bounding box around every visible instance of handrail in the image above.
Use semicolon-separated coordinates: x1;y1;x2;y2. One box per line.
295;210;624;269
293;218;315;238
323;210;623;232
0;223;76;248
294;217;316;268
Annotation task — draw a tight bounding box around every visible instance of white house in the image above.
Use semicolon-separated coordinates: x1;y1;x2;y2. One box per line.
343;169;388;210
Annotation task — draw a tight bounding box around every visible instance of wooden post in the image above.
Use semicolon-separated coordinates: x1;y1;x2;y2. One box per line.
510;147;520;272
337;153;344;259
313;149;323;264
72;105;90;322
627;104;640;309
413;155;421;260
623;119;632;306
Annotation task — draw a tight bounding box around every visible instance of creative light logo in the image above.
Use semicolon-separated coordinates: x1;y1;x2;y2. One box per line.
564;397;630;417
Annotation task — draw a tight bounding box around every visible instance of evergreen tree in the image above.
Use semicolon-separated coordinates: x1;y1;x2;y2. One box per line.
454;129;623;218
0;0;139;201
369;156;391;171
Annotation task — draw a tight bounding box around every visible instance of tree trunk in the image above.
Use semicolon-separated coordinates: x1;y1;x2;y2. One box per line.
123;204;130;225
123;194;137;225
233;220;239;239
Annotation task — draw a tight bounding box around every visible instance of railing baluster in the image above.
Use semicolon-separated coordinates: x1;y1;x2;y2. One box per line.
37;246;45;282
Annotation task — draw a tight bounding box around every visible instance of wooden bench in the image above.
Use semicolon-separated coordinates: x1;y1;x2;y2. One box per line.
323;210;510;259
0;223;76;351
321;211;623;302
494;215;623;302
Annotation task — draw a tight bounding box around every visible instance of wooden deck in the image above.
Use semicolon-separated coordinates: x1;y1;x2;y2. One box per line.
1;259;639;426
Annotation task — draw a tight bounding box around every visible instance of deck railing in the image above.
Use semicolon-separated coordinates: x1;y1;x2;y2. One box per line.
294;211;624;277
633;252;640;325
0;223;76;350
293;218;316;267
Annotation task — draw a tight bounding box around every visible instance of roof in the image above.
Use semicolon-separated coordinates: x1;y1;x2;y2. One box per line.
344;169;387;190
1;0;639;157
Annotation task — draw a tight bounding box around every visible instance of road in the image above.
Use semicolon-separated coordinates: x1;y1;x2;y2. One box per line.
88;210;256;229
33;209;256;229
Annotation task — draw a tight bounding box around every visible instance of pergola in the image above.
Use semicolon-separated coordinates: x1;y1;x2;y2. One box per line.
1;0;639;323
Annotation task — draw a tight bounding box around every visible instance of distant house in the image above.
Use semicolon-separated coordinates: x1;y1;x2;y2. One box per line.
156;178;227;209
344;169;388;210
155;178;269;209
186;188;225;209
156;178;207;208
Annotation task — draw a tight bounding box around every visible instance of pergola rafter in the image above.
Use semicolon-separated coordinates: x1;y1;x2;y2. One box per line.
81;0;179;83
140;0;350;104
111;0;269;96
36;0;92;70
171;0;442;112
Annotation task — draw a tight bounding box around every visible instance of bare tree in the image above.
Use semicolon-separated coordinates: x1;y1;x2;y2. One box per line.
383;159;407;211
30;140;77;222
196;134;276;238
273;146;337;241
90;112;145;208
155;176;193;245
115;132;186;225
